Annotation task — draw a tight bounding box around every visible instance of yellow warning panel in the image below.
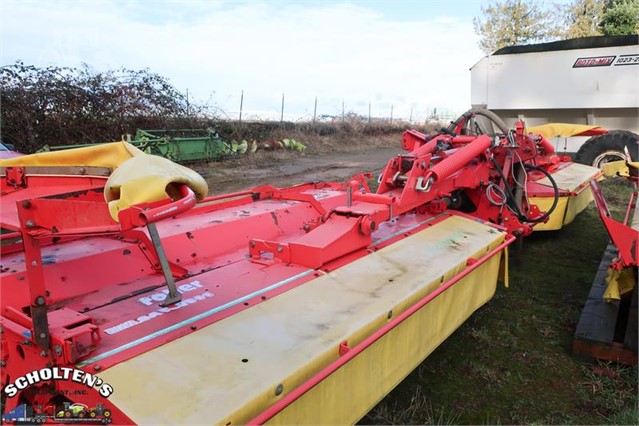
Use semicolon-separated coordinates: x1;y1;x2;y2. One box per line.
99;215;507;425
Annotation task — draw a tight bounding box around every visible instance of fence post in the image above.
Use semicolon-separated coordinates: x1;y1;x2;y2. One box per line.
239;90;244;123
368;102;371;125
280;93;285;124
409;106;413;124
342;99;345;122
313;96;317;124
186;88;190;117
390;105;393;124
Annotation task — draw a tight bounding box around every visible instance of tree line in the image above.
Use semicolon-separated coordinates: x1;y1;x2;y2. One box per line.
474;0;639;53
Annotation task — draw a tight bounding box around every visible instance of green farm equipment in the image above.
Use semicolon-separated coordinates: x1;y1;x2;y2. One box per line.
38;128;227;163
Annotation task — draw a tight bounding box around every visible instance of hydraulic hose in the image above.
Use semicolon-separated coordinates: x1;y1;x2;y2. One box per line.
522;164;559;223
489;157;559;223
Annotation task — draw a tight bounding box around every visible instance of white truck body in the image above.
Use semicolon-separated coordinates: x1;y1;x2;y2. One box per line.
471;35;639;153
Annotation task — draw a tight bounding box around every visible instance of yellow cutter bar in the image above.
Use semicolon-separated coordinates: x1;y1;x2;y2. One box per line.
532;162;602;231
99;215;508;425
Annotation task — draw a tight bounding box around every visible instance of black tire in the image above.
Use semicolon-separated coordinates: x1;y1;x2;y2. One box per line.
574;130;638;168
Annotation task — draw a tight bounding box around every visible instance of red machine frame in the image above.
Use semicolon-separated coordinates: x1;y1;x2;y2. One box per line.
1;120;595;423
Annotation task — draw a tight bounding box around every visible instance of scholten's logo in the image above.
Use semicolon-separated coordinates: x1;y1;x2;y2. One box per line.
2;367;114;398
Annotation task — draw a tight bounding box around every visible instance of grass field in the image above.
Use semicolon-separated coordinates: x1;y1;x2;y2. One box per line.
361;178;638;425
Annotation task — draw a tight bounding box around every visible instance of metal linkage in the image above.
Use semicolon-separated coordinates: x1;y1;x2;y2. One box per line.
146;223;182;307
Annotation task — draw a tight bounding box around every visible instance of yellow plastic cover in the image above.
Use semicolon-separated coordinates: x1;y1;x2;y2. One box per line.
602;160;630;177
604;268;636;301
601;159;639;177
0;142;143;169
0;142;208;221
527;123;604;138
104;154;208;221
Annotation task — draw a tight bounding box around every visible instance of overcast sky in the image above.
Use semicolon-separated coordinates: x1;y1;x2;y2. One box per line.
2;0;495;121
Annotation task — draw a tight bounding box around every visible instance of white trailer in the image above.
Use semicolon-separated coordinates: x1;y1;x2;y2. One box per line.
470;35;638;167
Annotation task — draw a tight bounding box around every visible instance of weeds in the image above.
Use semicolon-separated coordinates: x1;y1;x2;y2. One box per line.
578;362;638;419
469;326;491;343
364;387;460;425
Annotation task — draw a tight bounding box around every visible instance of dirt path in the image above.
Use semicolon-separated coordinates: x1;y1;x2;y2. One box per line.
192;148;401;195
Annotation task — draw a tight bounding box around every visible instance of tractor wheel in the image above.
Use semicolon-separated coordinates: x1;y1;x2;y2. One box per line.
574;130;638;168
